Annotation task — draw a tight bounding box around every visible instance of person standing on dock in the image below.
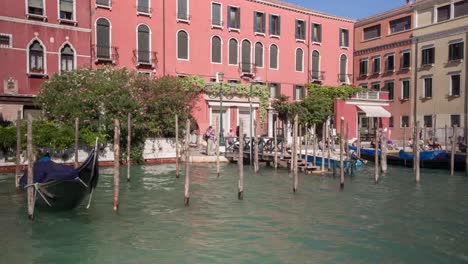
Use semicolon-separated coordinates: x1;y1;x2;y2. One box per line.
204;126;216;155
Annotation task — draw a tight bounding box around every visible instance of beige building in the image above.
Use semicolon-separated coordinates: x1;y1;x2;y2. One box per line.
412;0;468;139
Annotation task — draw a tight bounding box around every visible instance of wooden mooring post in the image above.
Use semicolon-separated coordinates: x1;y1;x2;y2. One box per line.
254;120;259;174
27;114;34;220
304;123;309;174
274;118;278;169
184;119;191;205
339;117;344;188
216;118;220;177
127;113;132;182
374;119;380;183
451;126;456;176
312;124;317;166
113;119;120;212
445;124;448;151
293;114;299;192
327;125;331;171
415;121;421;183
74;117;79;168
175;114;180;178
345;122;349;158
238;120;244;200
15;111;21;191
403;126;407;152
381;128;388;175
321;125;325;173
357;126;361;158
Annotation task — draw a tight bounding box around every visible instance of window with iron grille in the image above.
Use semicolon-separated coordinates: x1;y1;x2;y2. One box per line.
269;15;280;36
389;16;411;33
0;34;11;48
449;42;464;61
422;48;435;65
363;25;380;40
212;3;222;27
228;6;240;29
295;20;306;40
254;12;265;33
312;23;321;42
177;0;189;20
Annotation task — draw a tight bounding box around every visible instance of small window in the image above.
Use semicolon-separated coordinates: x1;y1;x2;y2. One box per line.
0;34;11;48
386;81;394;100
60;0;74;20
371;82;380;91
228;39;238;65
177;0;189;20
29;40;44;74
60;44;74;72
177;30;189;60
360;83;368;89
211;36;222;63
402;80;410;99
449;42;464;61
311;50;320;80
389;117;394;128
424;115;433;128
422;48;435;65
137;0;150;14
450;74;461;96
295;20;306;40
437;5;451;22
401;116;409;128
294;85;305;101
269;83;280;98
228;6;240;29
359;59;368;76
451;115;461;127
372;57;381;74
424;77;432;98
269;44;278;69
295;48;303;72
254;42;263;67
96;0;110;7
254;12;265;33
28;0;44;16
269;15;280;36
363;25;381;40
389;16;411;33
386;54;395;72
312;23;322;43
401;51;411;69
211;3;222;27
339;29;349;47
455;0;468;18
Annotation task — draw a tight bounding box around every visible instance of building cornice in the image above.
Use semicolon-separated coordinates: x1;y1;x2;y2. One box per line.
0;16;91;32
356;5;414;27
354;39;413;56
413;25;468;43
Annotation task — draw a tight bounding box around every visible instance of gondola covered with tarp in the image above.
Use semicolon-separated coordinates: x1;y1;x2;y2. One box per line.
20;142;99;211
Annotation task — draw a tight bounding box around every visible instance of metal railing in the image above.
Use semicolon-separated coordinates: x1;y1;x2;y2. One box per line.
92;45;118;62
239;63;257;75
310;70;325;81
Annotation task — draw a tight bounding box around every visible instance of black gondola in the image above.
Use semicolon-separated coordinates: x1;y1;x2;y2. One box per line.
20;142;99;211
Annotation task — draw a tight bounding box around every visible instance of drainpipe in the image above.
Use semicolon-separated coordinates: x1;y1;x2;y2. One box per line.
162;0;166;76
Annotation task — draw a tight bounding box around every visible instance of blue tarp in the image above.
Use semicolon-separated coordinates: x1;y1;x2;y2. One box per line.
19;160;79;186
399;150;446;160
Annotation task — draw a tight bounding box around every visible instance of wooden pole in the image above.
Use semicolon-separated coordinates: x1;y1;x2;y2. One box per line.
74;117;79;168
254;120;259;174
216;117;220;177
327;125;331;170
293;114;298;192
415;121;421;183
274;118;278;169
238;120;244;200
298;124;302;164
423;126;427;148
345;122;349;158
175;114;179;178
451;126;456;176
184;119;191;205
304;123;309;173
26;114;34;220
113;119;120;212
375;118;379;183
15;111;21;191
321;124;325;173
340;117;344;188
403;126;407;152
127;113;132;182
357;126;361;158
381;128;388;175
445;124;448;151
312;124;317;166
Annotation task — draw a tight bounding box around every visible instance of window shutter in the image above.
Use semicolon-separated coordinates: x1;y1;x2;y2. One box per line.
455;1;468;17
29;0;43;8
293;86;297;100
339;29;343;46
96;19;110;58
340;55;347;82
278;16;281;36
229;39;237;64
255;42;263;67
138;26;150;62
317;25;322;42
178;0;187;18
253;12;257;32
295;49;303;71
344;30;349;47
312;51;319;78
269;15;273;35
241;40;251;72
295;20;299;39
61;0;73;12
237;8;241;29
262;14;266;33
212;4;220;25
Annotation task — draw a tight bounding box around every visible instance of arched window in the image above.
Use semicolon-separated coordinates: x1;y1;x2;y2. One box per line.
228;39;238;65
60;44;74;72
270;44;278;69
211;36;222;63
137;24;150;63
96;18;110;59
177;30;189;60
311;50;320;80
339;54;348;83
29;40;44;74
295;48;303;72
255;42;263;67
241;40;252;73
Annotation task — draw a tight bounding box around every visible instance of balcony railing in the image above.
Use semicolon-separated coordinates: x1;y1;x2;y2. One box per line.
353;91;389;101
310;70;325;82
132;50;158;68
239;63;257;76
338;73;352;84
92;45;119;63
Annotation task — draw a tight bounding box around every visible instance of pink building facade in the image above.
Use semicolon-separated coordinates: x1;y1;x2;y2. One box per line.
0;0;92;120
91;0;355;137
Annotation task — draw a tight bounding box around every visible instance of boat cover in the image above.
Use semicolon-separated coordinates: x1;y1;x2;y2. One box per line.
19;160;79;186
399;150;446;160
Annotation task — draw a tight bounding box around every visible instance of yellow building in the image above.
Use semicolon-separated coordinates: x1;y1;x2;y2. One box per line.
413;0;468;139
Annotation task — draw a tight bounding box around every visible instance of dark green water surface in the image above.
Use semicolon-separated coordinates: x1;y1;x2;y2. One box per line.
1;163;468;263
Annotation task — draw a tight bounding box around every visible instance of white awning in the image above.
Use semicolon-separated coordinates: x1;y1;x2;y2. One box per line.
358;105;391;117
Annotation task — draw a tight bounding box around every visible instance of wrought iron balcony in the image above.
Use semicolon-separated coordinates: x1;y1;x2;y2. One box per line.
92;45;119;63
238;63;257;76
310;70;325;82
132;50;158;68
337;73;352;84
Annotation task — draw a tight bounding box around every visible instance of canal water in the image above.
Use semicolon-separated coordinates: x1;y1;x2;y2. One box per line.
1;164;468;263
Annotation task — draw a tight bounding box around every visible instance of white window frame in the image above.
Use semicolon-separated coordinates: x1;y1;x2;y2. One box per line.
228;38;238;66
372;56;381;74
26;37;47;76
269;44;279;70
96;0;112;9
295;19;306;42
94;17;113;62
312;23;322;44
57;0;77;23
210;35;223;64
295;47;304;72
58;41;77;73
401;79;410;100
449;72;461;97
25;0;47;19
176;29;189;61
359;58;368;76
423;76;433;98
211;1;222;29
136;23;153;65
227;5;240;32
136;0;151;16
176;0;190;23
0;33;13;48
269;14;280;38
339;28;349;48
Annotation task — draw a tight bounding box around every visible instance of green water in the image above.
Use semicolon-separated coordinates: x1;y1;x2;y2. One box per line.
1;164;468;263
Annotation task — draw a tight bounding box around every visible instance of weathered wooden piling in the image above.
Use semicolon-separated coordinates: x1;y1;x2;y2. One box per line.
27;114;34;220
339;117;344;188
374;119;379;183
74;117;79;168
357;126;361;158
175;114;180;178
238;120;244;200
403;125;407;152
274;119;278;169
184;119;191;205
127;113;132;182
415;121;421;183
15;111;21;190
327;125;331;170
216;118;220;177
345;122;349;157
321;125;325;173
312;124;317;166
445;124;448;151
304;124;309;174
381;128;388;175
293;114;299;192
298;124;302;162
451;126;456;176
113;119;120;212
254;120;259;174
